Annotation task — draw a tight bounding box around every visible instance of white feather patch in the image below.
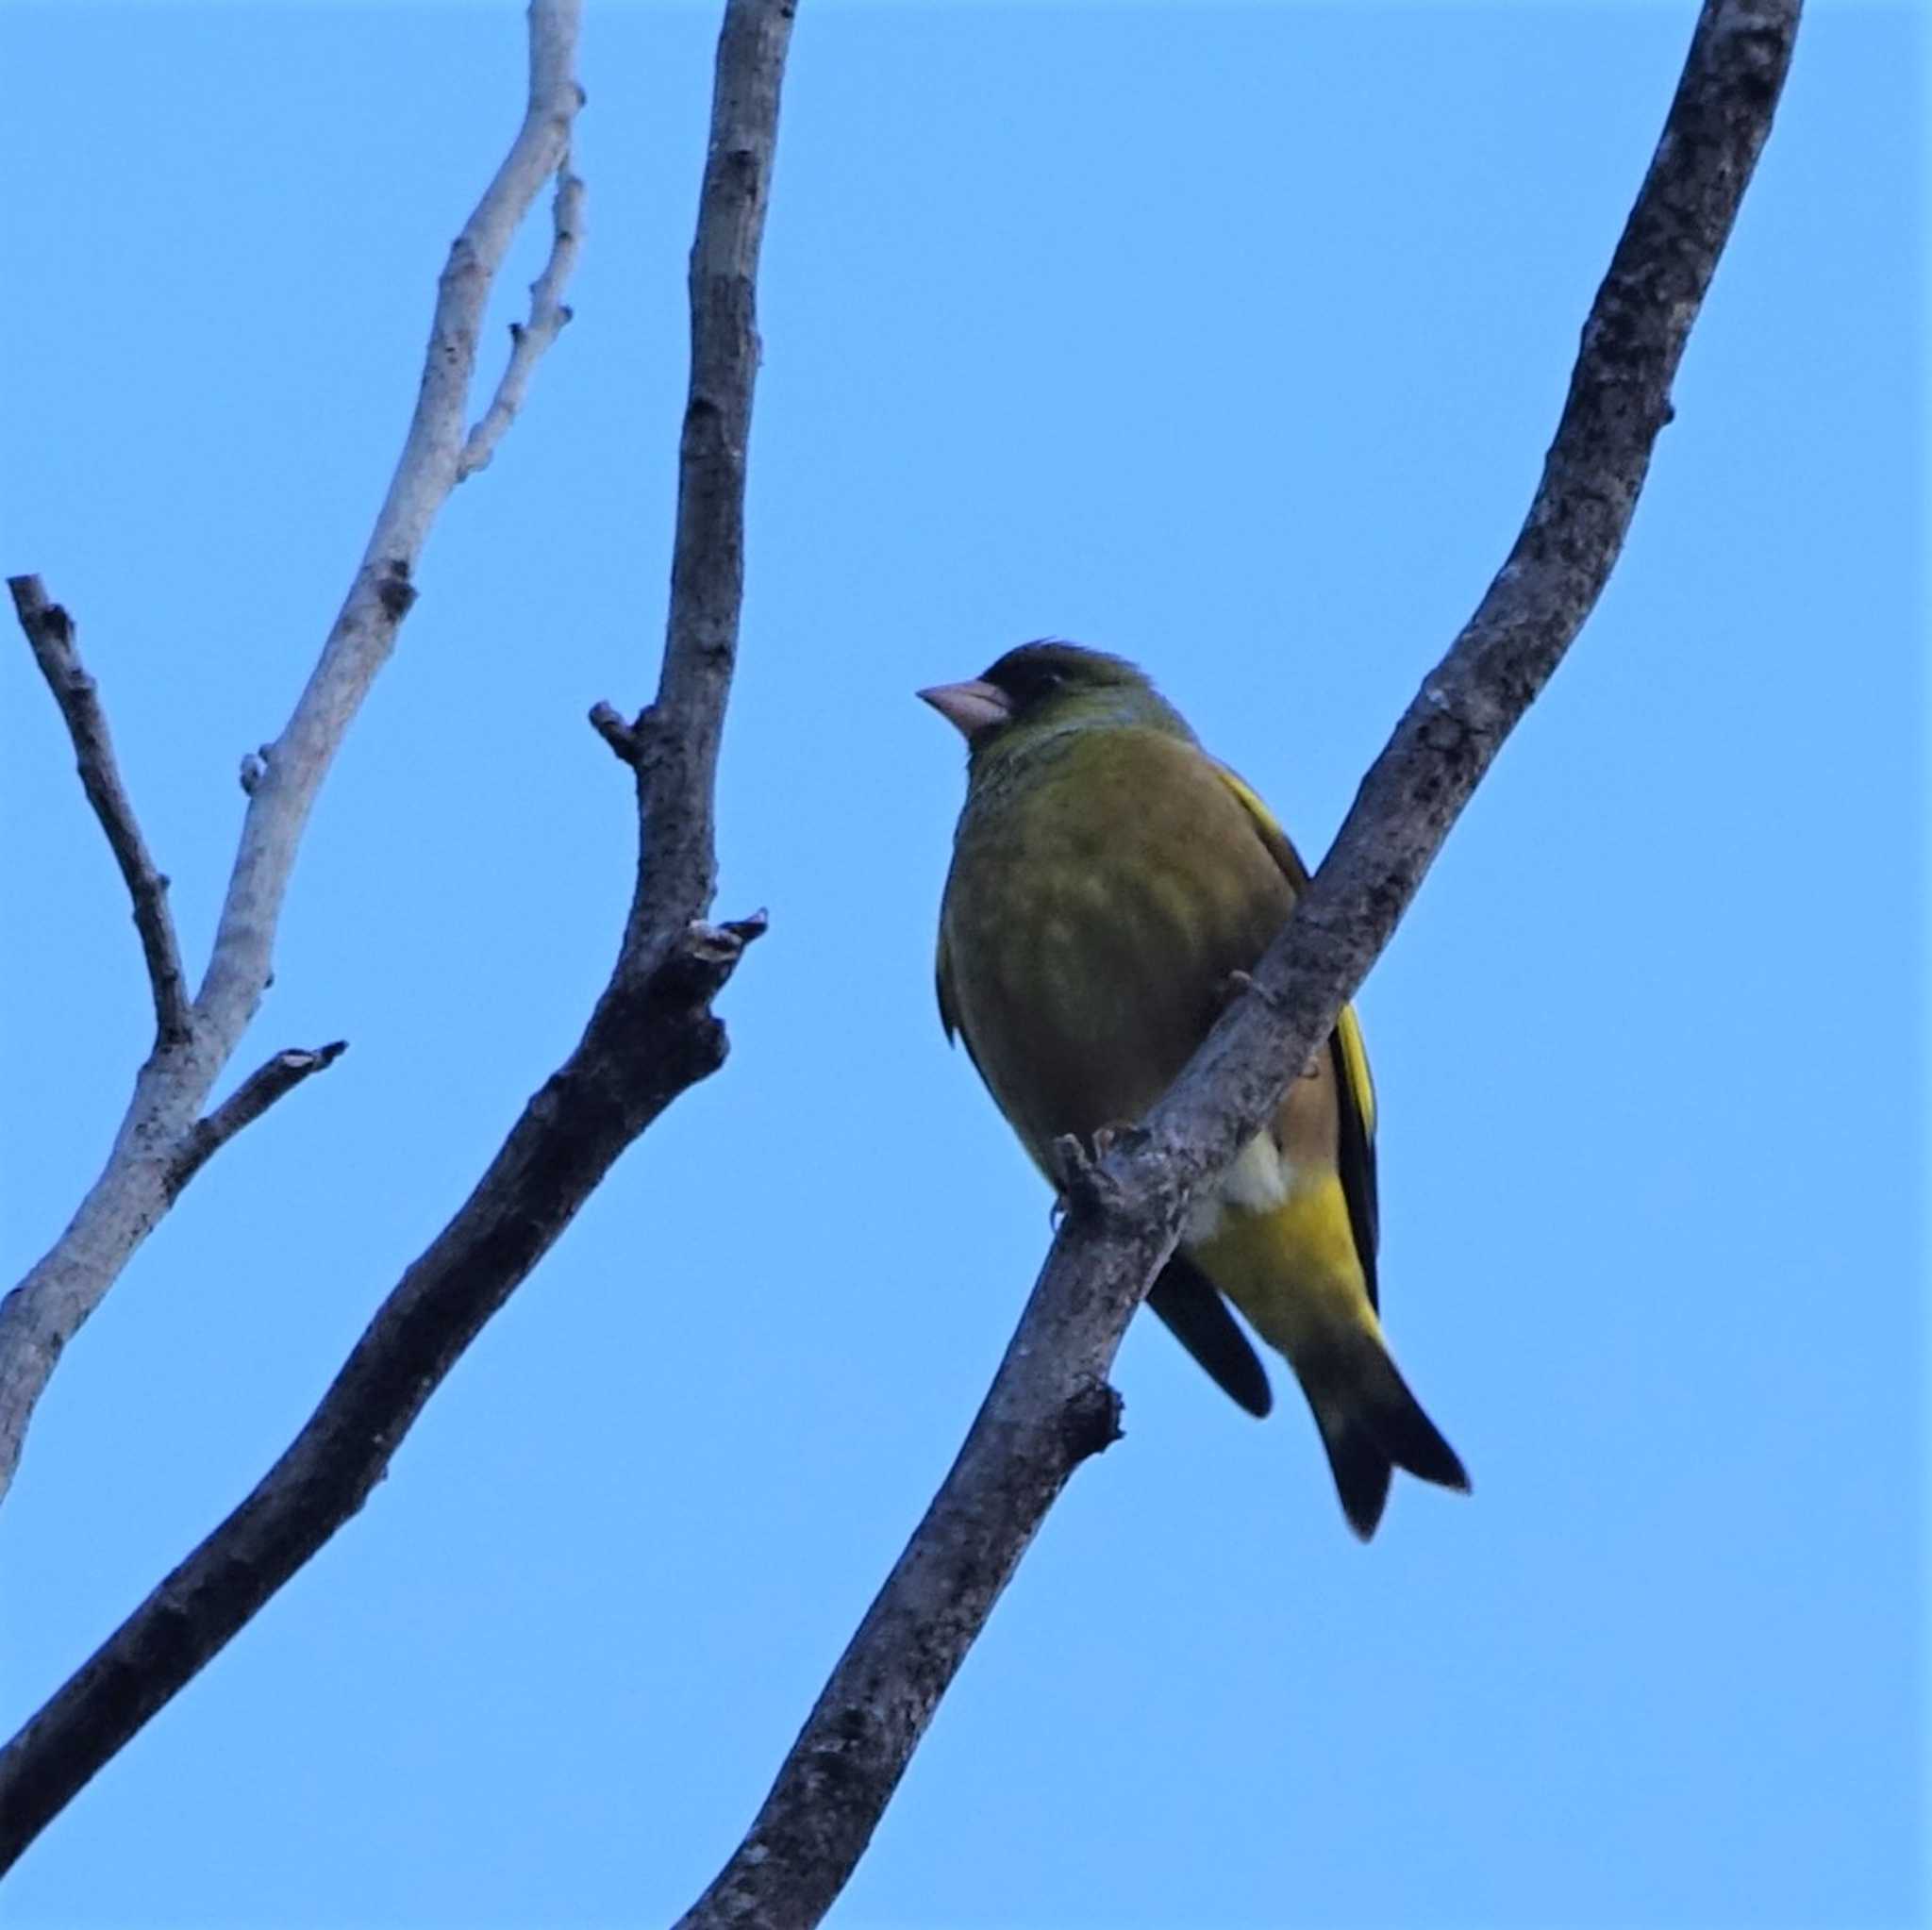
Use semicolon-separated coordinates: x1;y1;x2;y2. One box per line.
1183;1132;1293;1244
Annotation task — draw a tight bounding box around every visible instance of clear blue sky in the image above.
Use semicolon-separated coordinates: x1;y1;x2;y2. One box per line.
2;4;1923;1926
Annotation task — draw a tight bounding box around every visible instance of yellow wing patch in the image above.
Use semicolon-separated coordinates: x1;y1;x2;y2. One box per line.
1334;1003;1376;1140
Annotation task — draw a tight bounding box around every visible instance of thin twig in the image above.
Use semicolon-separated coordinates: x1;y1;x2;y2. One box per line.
0;0;794;1873
165;1043;349;1201
0;0;586;1511
675;4;1801;1925
458;162;587;480
8;577;192;1048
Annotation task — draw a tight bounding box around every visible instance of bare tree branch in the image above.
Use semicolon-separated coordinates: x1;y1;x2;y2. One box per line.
8;576;192;1048
676;4;1801;1924
192;0;585;1088
0;0;586;1510
458;163;587;481
600;0;798;959
0;0;796;1874
164;1043;350;1202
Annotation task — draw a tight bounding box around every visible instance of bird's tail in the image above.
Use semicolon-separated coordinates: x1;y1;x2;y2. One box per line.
1302;1331;1469;1541
1188;1190;1468;1540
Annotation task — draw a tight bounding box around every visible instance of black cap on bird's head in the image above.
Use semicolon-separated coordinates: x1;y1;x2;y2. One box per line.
918;641;1185;749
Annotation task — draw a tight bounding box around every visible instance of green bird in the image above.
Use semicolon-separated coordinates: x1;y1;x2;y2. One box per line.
923;641;1468;1539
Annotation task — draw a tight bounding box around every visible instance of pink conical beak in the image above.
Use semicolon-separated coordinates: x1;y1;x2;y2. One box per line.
918;677;1012;740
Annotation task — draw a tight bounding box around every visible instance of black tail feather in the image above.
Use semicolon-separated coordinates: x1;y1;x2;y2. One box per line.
1306;1334;1468;1539
1146;1256;1274;1418
1360;1346;1469;1494
1318;1419;1394;1540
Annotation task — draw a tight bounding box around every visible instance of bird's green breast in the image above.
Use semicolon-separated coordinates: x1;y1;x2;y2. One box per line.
940;726;1292;1159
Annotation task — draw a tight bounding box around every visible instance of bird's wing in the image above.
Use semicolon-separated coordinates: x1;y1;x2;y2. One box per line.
1330;1002;1381;1306
936;925;990;1073
1210;761;1382;1308
938;922;1008;1124
937;927;959;1044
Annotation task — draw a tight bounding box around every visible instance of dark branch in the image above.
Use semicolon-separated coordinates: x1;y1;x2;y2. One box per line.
0;0;795;1875
676;4;1801;1925
0;918;763;1877
613;0;797;973
9;576;193;1049
164;1043;350;1201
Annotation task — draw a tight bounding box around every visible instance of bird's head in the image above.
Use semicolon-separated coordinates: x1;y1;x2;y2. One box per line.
919;641;1191;764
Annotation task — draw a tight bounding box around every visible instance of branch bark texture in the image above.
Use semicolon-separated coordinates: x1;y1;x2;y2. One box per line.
677;4;1800;1925
0;0;586;1509
0;0;795;1874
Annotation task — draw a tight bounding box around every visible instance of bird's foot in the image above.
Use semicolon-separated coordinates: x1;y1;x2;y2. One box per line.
1051;1122;1144;1219
1049;1134;1093;1219
1091;1120;1150;1161
1224;966;1284;1013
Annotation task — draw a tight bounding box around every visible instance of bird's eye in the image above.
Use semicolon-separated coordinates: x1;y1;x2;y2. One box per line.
987;656;1071;708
